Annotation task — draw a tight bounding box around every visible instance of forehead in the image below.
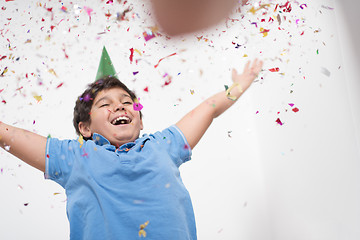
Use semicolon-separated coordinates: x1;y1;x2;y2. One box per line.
94;87;131;101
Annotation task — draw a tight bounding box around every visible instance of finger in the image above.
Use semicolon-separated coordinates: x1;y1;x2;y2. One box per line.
244;60;251;72
251;58;258;69
232;68;238;80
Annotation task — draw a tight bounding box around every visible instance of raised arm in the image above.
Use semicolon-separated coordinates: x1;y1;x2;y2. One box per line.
0;121;47;172
176;59;263;149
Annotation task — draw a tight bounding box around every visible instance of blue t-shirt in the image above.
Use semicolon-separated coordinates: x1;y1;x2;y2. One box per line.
45;125;196;239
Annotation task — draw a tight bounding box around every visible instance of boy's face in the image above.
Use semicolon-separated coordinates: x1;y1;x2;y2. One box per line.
79;87;143;147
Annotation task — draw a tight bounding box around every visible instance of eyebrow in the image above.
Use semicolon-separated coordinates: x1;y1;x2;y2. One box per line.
94;94;132;106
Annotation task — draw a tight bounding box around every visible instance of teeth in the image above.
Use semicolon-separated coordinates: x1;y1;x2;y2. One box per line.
112;116;130;125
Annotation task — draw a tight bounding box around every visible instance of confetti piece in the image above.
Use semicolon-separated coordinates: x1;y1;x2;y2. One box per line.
48;68;58;77
33;95;42;102
276;118;283;125
61;6;68;12
139;221;149;237
24;203;29;206
0;67;8;76
143;87;149;92
288;103;294;107
53;192;61;195
133;71;139;75
143;30;156;41
321;67;331;77
133;98;143;111
56;82;64;88
154;53;177;68
292;107;299;112
78;135;84;148
269;67;280;72
300;4;307;9
84;6;93;16
80;94;92;102
190;89;194;95
227;131;232;138
129;48;134;63
321;5;334;10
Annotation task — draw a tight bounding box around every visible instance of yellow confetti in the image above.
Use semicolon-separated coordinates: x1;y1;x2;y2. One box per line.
48;69;58;77
33;95;42;102
243;54;248;57
53;192;61;195
78;135;84;148
139;221;149;237
134;49;142;56
249;4;271;14
190;89;194;95
260;27;268;37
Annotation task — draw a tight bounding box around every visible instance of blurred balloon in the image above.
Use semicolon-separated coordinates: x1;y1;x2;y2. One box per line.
150;0;248;36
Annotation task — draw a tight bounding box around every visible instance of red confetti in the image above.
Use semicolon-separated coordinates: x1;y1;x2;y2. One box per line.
129;48;134;63
62;48;69;59
292;107;299;112
269;67;280;72
56;82;64;88
276;118;283;125
0;56;6;61
143;87;149;92
50;25;55;31
154;53;177;68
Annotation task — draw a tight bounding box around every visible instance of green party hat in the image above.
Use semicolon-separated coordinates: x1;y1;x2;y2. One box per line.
95;46;117;81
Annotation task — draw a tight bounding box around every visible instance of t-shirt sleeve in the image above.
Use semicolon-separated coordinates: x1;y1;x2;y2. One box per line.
152;125;192;167
44;137;80;188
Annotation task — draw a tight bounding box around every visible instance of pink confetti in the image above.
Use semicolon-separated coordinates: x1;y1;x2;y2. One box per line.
143;30;156;41
288;103;294;107
133;102;143;111
84;6;93;22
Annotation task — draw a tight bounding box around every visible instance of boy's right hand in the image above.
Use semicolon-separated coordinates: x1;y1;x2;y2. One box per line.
0;121;47;172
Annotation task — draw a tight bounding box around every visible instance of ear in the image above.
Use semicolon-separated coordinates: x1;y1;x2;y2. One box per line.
78;122;92;138
140;118;144;131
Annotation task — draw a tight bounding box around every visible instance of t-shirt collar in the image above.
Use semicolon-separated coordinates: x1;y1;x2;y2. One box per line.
92;133;143;152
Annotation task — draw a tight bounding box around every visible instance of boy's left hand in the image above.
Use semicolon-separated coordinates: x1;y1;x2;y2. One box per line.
232;58;263;92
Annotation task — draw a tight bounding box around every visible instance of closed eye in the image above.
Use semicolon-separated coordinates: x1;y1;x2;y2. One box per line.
100;104;109;107
123;102;132;105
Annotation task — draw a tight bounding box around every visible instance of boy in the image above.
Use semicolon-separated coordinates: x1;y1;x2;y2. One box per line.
0;47;263;239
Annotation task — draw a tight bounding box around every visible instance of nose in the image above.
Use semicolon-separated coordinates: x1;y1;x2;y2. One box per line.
114;102;126;112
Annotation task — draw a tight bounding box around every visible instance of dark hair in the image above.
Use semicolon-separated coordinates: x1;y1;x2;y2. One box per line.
73;76;142;140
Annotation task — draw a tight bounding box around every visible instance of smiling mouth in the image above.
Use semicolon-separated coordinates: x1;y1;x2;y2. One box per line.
112;116;132;125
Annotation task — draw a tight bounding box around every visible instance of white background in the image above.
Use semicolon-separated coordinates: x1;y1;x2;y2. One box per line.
0;0;359;239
